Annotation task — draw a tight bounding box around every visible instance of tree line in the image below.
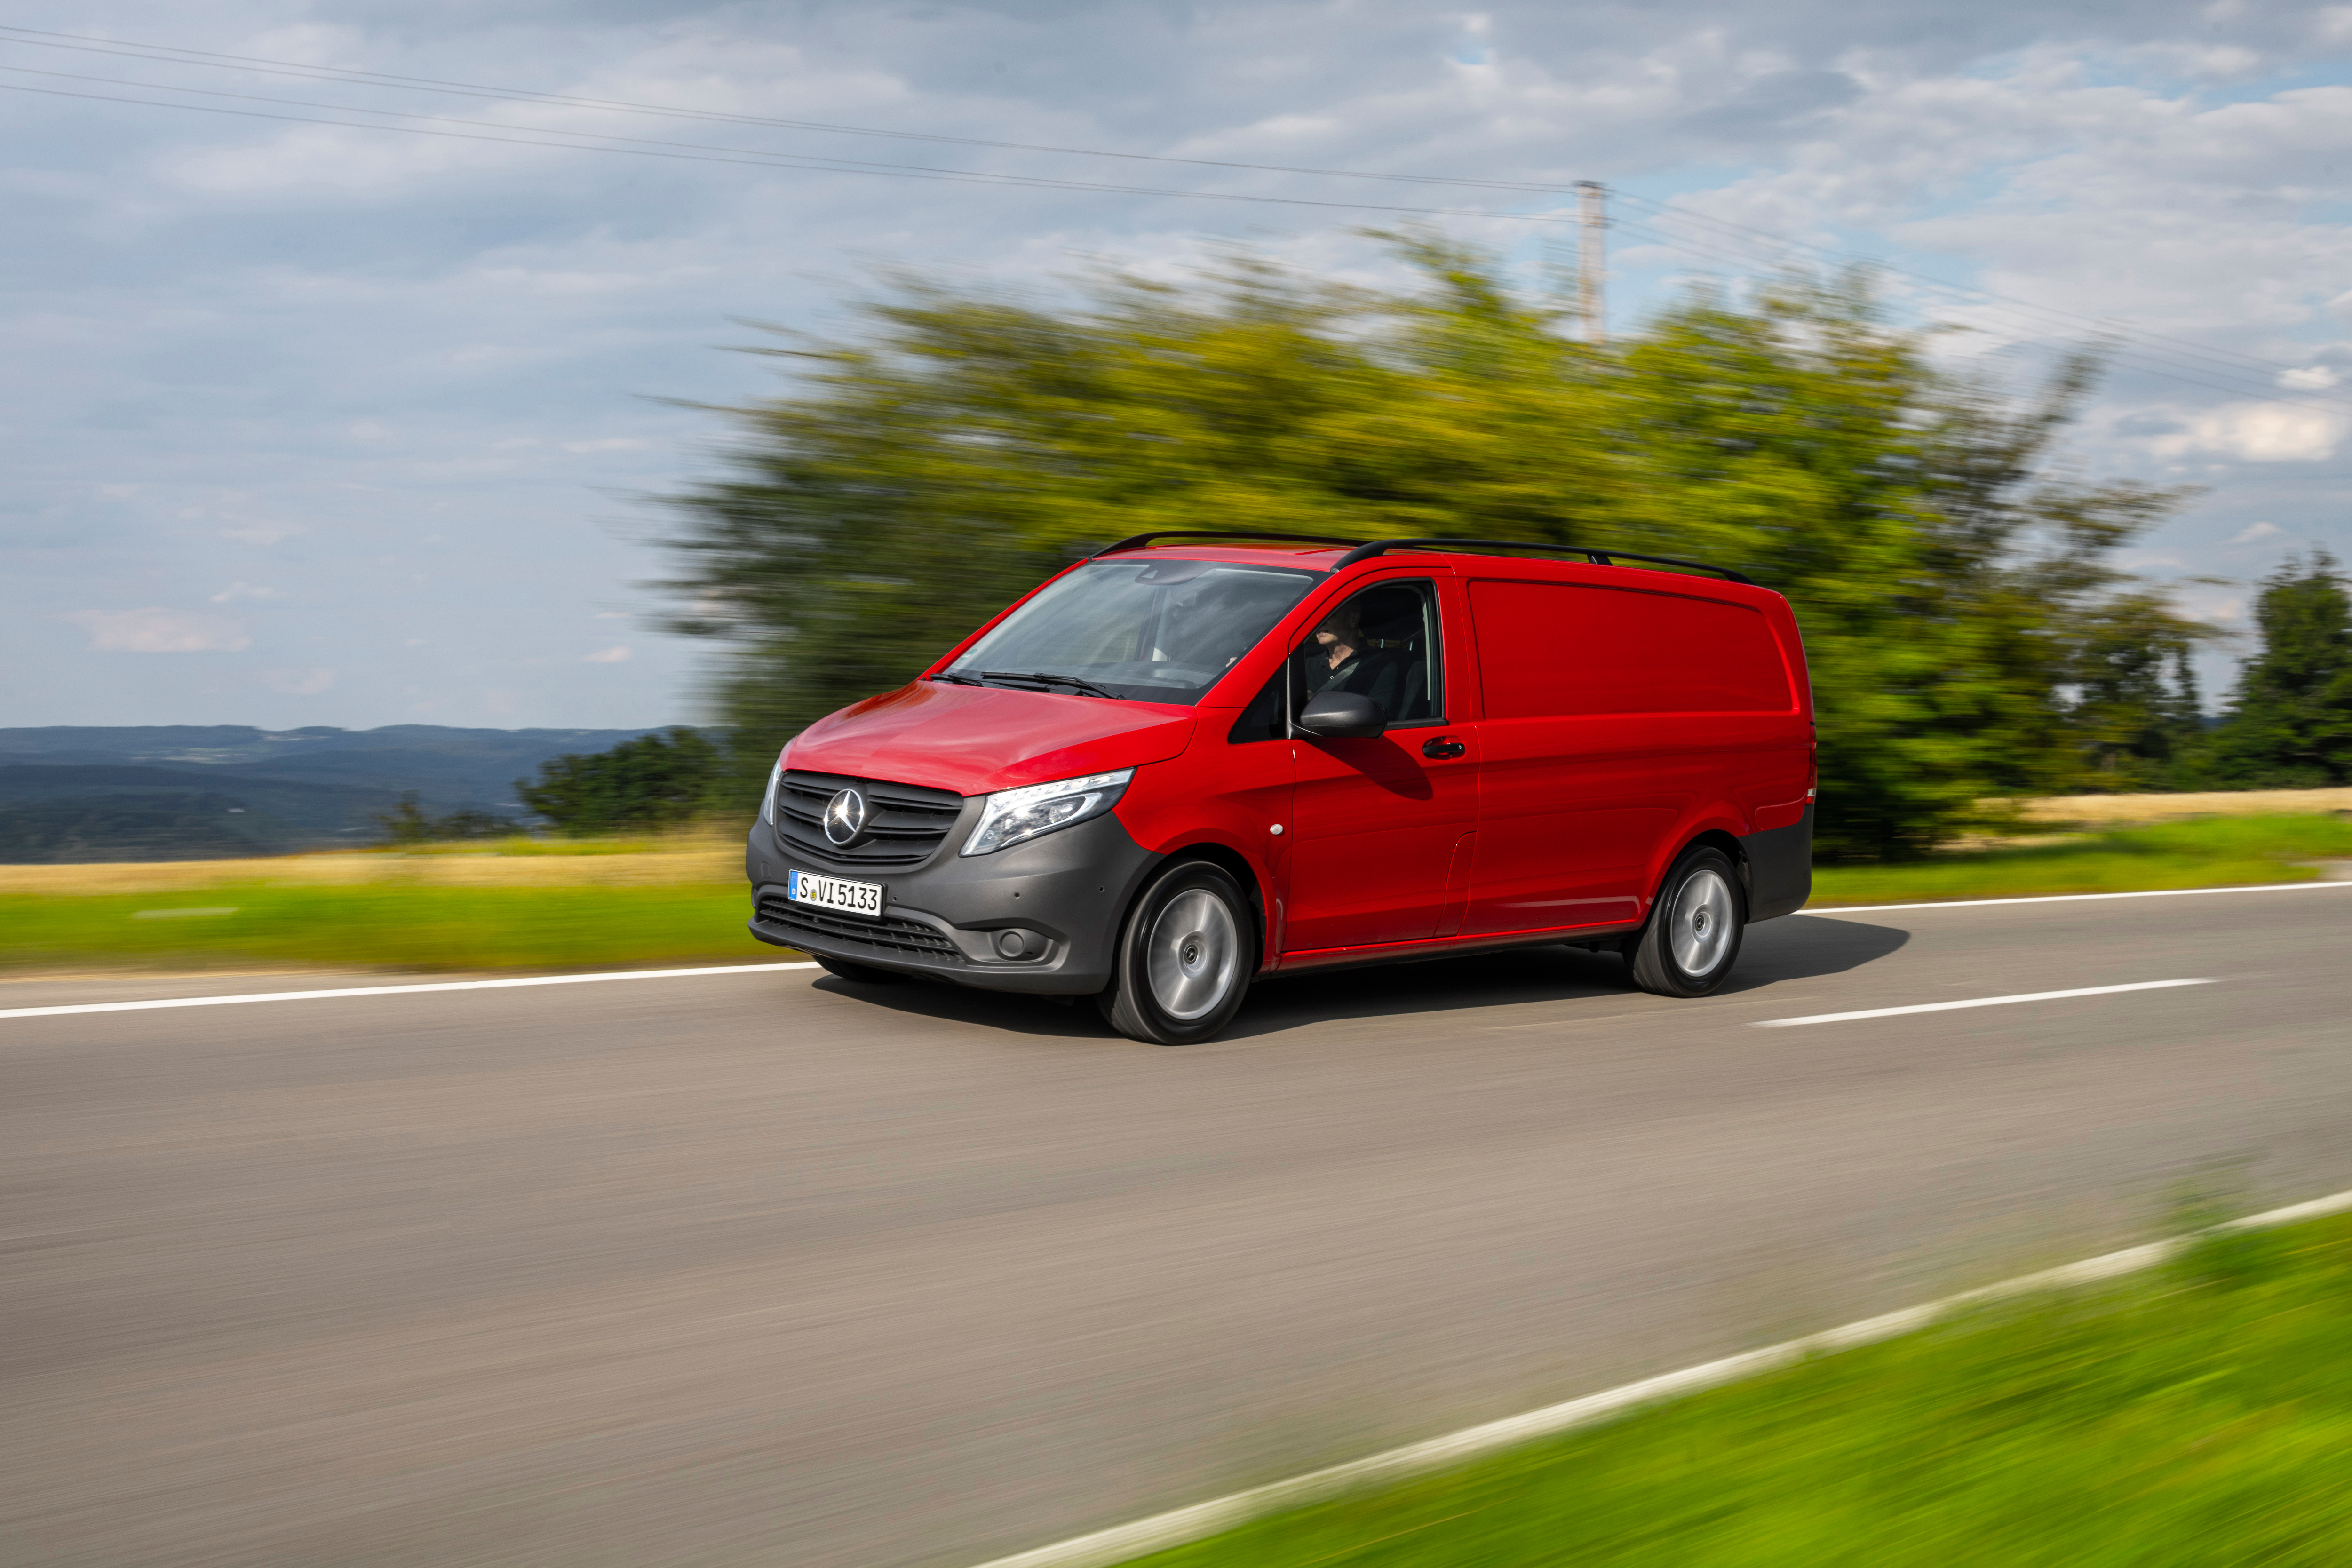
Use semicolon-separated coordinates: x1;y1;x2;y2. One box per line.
367;728;726;844
544;238;2345;857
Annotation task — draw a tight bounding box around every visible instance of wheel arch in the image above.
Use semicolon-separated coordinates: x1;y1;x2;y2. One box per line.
1152;839;1271;974
1683;828;1750;910
1638;818;1749;923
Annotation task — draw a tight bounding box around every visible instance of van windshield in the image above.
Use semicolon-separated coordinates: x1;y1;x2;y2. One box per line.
942;558;1324;704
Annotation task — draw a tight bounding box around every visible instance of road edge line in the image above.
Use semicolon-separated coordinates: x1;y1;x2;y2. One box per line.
1803;879;2352;915
961;1185;2352;1568
11;880;2342;1021
0;961;822;1021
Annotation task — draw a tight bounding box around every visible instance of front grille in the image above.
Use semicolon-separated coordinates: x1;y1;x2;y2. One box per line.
755;895;962;961
776;770;966;869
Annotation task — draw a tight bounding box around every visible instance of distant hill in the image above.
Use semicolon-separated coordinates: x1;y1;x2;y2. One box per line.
0;725;673;862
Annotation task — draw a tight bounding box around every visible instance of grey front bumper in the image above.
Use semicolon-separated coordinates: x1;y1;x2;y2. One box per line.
745;809;1160;994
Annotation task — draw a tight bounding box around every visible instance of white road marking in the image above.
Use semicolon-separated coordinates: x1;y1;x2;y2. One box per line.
0;961;821;1021
1755;978;2215;1028
10;876;2338;1021
1807;879;2352;915
960;1184;2352;1568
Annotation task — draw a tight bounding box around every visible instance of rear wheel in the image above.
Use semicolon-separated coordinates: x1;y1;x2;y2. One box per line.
1627;845;1745;997
812;953;906;985
1097;861;1253;1045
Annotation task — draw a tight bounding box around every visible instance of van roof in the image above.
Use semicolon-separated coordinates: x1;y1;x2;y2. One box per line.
1087;531;1759;589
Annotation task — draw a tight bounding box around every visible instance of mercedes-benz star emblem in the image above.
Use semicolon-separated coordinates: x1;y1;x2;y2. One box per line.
821;787;867;846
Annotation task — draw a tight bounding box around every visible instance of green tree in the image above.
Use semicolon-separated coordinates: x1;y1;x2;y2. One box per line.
660;239;2200;858
515;727;725;836
2063;595;2208;787
2208;553;2352;785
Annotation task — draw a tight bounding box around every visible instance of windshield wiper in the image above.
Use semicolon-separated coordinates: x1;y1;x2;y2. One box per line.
981;670;1126;700
928;671;984;685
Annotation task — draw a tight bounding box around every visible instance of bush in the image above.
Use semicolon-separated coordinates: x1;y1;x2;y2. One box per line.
370;792;521;847
514;727;728;836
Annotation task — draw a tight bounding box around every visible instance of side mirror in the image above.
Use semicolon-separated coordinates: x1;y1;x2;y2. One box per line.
1295;689;1386;739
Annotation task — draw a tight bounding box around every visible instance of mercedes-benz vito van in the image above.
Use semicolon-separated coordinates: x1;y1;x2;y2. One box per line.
748;533;1814;1044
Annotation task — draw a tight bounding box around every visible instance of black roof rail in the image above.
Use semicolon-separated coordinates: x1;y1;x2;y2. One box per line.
1091;530;1366;558
1333;537;1755;586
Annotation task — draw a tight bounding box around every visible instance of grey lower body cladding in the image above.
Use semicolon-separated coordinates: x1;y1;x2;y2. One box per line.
1740;804;1814;922
748;799;1814;991
747;809;1159;995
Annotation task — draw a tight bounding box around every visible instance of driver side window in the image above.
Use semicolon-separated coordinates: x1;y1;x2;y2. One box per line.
1228;578;1444;744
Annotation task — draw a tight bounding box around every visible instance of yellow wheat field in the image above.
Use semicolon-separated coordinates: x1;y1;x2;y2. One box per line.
2005;787;2352;827
6;789;2350;895
0;834;745;894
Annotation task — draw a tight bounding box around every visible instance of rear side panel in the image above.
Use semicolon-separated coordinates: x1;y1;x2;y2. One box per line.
1461;567;1806;936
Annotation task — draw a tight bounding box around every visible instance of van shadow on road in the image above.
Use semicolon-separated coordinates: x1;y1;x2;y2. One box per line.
1723;913;1913;990
811;914;1910;1044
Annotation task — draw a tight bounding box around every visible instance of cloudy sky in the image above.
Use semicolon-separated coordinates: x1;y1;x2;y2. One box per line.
7;0;2352;730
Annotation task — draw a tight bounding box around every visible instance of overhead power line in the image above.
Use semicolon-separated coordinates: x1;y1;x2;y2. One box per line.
0;77;1611;224
2;19;2338;392
2;22;2334;387
1612;191;2331;392
0;24;1624;194
4;23;2344;418
1609;207;2352;416
1607;212;2352;418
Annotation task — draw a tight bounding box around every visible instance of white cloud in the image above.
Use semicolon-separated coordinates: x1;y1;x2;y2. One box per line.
209;581;285;603
2153;404;2348;463
256;667;335;695
2280;366;2340;390
219;520;305;545
2228;521;2285;544
63;608;251;653
564;438;651;453
2179;587;2248;626
584;645;631;663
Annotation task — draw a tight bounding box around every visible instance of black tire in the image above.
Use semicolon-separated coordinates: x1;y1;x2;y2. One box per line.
813;953;906;985
1627;845;1746;998
1096;860;1254;1045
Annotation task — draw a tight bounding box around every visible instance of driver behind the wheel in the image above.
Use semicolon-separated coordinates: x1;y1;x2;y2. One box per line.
1303;602;1365;696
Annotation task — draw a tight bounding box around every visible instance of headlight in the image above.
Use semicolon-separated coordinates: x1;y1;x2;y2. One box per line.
960;768;1133;857
759;760;783;824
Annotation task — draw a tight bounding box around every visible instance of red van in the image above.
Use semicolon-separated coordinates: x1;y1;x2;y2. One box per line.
748;533;1815;1044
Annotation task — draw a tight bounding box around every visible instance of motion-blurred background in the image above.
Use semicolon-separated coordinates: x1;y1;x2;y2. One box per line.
8;2;2352;818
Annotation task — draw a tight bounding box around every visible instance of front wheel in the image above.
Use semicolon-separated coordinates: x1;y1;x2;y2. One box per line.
1627;846;1745;997
1097;861;1254;1045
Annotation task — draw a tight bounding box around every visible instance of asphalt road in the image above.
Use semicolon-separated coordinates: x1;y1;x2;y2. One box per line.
7;885;2352;1568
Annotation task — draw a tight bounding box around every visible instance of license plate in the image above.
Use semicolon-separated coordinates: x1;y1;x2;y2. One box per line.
787;870;884;919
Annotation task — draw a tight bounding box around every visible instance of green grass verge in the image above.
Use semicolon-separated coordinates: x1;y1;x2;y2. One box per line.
1136;1210;2352;1568
0;883;777;972
6;814;2346;974
1810;812;2352;905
